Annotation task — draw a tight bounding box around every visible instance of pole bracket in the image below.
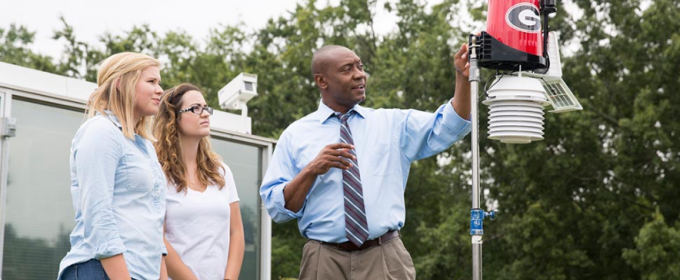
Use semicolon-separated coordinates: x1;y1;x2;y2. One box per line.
470;208;496;235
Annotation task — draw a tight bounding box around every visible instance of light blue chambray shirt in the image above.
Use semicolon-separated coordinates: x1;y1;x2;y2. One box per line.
58;112;166;280
261;100;471;243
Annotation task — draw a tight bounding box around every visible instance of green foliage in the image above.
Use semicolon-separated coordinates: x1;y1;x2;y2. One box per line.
0;24;58;73
623;210;680;280
271;234;306;279
1;0;679;279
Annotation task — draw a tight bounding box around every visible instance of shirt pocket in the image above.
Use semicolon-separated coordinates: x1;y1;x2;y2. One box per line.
121;154;155;192
366;138;395;176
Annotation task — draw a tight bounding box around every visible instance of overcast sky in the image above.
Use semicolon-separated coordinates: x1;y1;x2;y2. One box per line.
2;1;648;63
1;0;415;59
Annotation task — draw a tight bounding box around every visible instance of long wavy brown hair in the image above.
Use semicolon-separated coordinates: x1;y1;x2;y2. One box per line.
153;83;225;193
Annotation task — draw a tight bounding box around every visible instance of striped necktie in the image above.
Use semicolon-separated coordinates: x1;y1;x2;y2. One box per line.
337;111;369;247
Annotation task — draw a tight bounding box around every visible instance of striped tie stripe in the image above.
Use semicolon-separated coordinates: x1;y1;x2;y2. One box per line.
343;181;364;199
337;111;369;247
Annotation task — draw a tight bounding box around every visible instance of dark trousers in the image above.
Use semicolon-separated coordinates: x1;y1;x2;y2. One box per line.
300;237;416;280
60;259;139;280
60;259;109;280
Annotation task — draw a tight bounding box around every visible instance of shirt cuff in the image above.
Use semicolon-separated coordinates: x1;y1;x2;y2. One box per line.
162;243;168;256
92;237;126;259
272;183;305;220
443;98;472;135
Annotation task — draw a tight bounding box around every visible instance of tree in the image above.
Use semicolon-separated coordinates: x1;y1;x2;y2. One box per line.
0;24;59;74
623;209;680;280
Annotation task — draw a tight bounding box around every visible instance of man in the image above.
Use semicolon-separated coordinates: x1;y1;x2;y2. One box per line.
260;44;471;279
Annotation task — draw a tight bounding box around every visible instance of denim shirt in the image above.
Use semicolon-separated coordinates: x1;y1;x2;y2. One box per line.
58;112;166;280
261;100;471;243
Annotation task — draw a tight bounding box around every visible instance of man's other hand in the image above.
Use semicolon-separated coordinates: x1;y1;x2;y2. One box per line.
305;143;355;175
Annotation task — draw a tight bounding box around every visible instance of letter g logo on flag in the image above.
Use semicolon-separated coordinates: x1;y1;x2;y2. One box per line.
505;3;541;33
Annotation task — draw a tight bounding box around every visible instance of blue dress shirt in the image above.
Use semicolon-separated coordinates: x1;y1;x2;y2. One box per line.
260;100;471;243
58;113;166;280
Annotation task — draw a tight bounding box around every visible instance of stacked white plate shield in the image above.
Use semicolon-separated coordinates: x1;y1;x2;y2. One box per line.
482;76;550;144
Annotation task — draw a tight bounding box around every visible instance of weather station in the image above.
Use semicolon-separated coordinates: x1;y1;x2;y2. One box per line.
466;0;583;279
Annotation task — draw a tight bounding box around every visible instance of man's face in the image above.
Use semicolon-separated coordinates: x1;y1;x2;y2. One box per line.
320;49;367;109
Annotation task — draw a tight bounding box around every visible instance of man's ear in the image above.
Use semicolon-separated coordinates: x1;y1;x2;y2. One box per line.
314;74;328;89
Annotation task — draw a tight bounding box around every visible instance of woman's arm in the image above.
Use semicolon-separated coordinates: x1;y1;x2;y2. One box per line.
160;255;168;280
74;120;130;278
101;254;131;280
224;202;245;280
160;222;169;280
164;236;199;280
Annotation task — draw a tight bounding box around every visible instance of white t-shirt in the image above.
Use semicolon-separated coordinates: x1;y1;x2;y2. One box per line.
165;163;240;280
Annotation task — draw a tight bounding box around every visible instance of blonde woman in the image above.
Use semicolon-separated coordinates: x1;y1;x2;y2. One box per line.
58;52;168;280
154;83;244;280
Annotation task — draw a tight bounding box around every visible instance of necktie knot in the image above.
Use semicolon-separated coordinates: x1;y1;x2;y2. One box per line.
337;110;355;124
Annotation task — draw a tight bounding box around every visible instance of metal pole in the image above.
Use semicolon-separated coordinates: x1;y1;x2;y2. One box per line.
470;40;481;212
469;35;483;280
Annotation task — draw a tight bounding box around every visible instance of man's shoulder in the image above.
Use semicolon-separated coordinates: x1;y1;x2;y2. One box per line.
358;106;407;119
279;112;320;136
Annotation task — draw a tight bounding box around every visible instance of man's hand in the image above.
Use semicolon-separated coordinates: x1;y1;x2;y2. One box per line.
304;143;355;175
451;42;472;119
283;143;356;212
454;43;470;78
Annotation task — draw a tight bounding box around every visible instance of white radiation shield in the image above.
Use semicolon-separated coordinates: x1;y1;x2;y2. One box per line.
482;76;549;144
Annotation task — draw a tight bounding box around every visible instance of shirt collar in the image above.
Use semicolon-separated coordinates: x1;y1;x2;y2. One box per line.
313;99;367;124
96;110;123;129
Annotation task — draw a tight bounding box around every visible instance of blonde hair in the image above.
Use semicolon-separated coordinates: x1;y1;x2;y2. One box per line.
87;52;161;140
153;83;225;193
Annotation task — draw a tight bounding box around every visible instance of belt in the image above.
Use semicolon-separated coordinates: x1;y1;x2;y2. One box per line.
320;230;400;252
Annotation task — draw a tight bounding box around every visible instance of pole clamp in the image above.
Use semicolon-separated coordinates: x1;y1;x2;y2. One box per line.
470;208;496;235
